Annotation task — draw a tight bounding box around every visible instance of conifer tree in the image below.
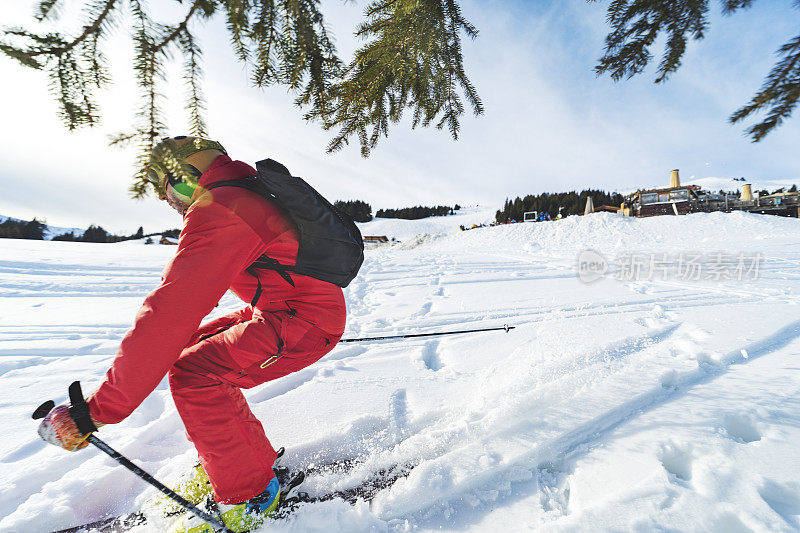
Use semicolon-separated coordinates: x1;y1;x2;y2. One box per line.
53;231;79;241
1;0;483;196
334;200;373;222
591;0;800;141
82;224;110;242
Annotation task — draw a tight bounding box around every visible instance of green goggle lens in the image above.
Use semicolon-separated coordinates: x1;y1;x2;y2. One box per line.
171;181;196;198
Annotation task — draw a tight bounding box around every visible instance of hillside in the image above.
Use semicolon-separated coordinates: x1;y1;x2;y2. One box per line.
1;211;799;532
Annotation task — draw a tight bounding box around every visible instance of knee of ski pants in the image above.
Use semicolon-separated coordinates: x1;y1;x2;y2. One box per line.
169;311;341;391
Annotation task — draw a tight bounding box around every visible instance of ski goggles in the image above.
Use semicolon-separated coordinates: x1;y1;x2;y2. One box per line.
147;166;198;200
147;137;227;198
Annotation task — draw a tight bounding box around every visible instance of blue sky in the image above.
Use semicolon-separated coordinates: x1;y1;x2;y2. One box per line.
0;0;798;233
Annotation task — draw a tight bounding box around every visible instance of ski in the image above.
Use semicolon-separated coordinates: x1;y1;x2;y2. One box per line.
50;450;411;533
52;448;288;533
278;461;412;511
51;512;147;533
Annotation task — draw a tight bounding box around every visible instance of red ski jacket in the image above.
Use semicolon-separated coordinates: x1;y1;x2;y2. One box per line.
88;155;346;424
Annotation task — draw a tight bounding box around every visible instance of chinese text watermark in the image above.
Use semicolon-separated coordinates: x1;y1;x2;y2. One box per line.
577;250;762;283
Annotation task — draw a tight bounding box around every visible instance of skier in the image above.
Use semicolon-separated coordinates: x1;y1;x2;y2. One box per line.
35;137;347;531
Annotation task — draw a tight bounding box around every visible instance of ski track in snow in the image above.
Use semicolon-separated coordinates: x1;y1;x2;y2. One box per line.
1;211;800;532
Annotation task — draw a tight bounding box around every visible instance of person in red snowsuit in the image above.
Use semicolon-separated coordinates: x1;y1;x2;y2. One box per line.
38;137;346;510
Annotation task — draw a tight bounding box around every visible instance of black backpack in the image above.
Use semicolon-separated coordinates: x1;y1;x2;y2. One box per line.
206;158;364;305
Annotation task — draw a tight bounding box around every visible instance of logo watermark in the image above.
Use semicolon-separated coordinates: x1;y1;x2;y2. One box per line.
576;250;762;283
576;249;609;283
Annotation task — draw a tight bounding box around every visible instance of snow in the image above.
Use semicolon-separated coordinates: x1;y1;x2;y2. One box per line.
2;211;800;532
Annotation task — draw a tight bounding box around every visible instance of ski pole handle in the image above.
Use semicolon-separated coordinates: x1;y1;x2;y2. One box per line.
33;382;233;533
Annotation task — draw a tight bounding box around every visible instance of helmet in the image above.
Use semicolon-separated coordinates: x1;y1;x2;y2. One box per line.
147;136;227;200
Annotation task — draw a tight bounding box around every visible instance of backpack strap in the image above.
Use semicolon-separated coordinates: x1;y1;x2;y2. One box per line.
251;256;296;286
246;256;296;307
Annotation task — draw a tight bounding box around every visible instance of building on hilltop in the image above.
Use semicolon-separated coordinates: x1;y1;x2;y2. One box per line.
623;170;800;218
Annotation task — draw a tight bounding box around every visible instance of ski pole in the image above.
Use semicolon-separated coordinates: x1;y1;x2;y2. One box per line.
32;382;234;533
339;324;515;343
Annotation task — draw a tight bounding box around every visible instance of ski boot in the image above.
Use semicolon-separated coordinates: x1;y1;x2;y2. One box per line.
156;447;285;518
169;476;281;533
152;463;213;517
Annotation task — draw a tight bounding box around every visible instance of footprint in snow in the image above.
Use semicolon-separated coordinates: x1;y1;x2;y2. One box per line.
538;461;571;516
758;478;800;528
723;413;762;443
420;340;444;372
658;442;693;482
388;389;409;441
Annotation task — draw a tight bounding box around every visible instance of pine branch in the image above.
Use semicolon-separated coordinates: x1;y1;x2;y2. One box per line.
591;0;799;140
251;0;279;85
126;0;165;198
721;0;755;15
224;0;252;62
35;0;64;22
730;33;800;141
1;0;118;130
313;0;482;157
153;1;204;53
180;31;208;137
593;0;709;83
15;0;118;59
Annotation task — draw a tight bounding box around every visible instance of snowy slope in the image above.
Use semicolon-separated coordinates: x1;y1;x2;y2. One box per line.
1;212;800;532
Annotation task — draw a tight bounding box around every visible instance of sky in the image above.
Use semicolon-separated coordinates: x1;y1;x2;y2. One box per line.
1;0;798;234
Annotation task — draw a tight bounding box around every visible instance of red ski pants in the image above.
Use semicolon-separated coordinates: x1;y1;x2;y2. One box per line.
168;306;339;504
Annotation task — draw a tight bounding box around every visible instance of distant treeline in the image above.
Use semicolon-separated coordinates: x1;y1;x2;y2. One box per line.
377;205;461;220
333;201;462;222
496;190;625;223
52;225;143;243
0;218;180;243
53;225;181;243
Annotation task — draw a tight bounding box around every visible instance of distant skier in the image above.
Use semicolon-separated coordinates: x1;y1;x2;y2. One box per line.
36;137;349;531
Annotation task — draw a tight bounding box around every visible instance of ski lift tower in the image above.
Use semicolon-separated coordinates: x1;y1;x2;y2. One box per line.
523;211;538;222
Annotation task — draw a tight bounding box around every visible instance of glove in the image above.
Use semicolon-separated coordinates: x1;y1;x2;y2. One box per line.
37;403;103;451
